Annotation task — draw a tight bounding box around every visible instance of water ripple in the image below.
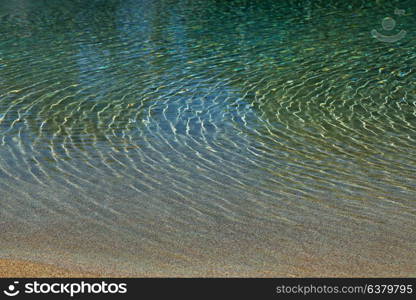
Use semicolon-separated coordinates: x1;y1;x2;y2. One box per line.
0;0;415;275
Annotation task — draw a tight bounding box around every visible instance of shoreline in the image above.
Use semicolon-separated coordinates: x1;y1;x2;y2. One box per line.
1;220;414;278
1;257;414;278
0;258;101;278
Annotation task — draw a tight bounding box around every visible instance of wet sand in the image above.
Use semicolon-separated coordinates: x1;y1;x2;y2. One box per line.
1;219;415;278
0;259;100;278
1;252;415;278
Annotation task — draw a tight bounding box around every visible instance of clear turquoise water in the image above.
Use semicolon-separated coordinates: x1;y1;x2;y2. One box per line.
0;0;415;276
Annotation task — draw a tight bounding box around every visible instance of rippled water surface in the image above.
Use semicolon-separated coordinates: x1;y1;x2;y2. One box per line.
0;0;415;276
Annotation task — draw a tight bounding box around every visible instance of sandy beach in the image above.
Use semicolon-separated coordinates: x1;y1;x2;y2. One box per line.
0;259;100;278
1;256;414;278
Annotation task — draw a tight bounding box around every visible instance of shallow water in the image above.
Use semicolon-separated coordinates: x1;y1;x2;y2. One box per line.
0;0;415;276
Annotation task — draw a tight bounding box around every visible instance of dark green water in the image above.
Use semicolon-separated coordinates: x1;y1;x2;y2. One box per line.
0;0;415;276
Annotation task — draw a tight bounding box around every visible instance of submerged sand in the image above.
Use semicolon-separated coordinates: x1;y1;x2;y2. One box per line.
1;218;415;278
